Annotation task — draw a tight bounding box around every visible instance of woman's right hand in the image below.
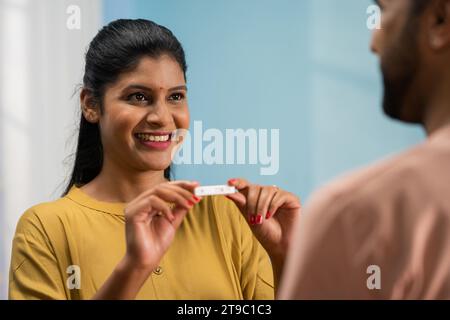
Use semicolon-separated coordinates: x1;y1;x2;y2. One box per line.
123;180;201;272
93;180;201;300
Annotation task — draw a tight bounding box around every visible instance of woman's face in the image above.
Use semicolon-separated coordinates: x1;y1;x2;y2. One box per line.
97;55;189;173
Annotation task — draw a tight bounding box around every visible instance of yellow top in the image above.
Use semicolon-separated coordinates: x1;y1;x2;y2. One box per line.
8;186;274;300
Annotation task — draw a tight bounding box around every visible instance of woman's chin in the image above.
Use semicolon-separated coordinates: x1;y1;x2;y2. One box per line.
138;159;171;172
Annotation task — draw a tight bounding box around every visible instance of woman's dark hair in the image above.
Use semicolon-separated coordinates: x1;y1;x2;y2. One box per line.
63;19;187;196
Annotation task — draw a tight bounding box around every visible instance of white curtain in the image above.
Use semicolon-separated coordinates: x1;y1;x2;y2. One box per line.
0;0;102;299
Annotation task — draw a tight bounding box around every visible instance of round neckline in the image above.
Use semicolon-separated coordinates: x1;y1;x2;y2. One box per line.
66;186;126;216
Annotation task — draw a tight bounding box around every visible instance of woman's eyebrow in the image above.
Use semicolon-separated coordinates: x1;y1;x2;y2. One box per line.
122;84;187;92
168;85;188;92
122;84;152;92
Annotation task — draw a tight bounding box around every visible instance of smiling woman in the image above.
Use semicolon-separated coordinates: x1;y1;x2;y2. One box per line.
8;19;301;300
65;20;189;193
77;53;189;192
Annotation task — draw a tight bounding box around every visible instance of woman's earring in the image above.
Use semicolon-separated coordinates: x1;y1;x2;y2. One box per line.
86;113;95;122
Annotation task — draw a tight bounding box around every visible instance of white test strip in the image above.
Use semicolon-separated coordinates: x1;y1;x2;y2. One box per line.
194;185;237;197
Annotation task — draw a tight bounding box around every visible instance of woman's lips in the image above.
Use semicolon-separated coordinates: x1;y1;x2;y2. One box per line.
134;132;173;150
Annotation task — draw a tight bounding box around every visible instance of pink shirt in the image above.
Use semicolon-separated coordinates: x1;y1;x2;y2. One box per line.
279;125;450;299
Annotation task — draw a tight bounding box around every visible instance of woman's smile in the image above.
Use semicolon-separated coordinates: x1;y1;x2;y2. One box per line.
134;131;174;150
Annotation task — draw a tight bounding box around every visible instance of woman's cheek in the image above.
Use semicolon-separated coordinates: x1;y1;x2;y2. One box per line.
173;106;190;130
108;109;140;145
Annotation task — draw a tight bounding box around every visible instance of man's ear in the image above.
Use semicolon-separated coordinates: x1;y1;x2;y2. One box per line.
428;0;450;50
80;88;100;123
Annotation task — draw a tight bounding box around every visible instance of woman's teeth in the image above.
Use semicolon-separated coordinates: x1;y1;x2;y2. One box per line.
136;133;170;142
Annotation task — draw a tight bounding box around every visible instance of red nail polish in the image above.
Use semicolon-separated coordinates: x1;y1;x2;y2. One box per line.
256;214;263;224
228;179;237;184
249;215;255;224
193;196;200;202
187;200;194;206
266;211;271;219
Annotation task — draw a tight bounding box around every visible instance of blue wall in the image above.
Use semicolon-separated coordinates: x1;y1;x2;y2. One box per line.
103;0;424;202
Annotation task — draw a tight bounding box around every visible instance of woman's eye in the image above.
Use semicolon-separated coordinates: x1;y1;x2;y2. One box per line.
169;93;185;101
128;92;148;103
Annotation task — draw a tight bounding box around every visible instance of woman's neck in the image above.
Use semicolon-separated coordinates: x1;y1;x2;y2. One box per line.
80;158;168;203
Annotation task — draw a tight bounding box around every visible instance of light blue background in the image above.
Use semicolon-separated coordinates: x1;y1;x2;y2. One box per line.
103;0;425;202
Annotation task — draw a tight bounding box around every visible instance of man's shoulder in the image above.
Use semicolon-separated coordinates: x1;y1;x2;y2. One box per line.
307;143;432;217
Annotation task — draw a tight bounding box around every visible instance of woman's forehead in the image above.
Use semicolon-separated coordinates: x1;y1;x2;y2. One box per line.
111;55;186;91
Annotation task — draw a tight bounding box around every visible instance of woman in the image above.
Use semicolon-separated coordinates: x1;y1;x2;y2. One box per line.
8;19;301;300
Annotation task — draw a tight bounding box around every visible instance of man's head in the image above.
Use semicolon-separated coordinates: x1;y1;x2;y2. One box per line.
371;0;450;124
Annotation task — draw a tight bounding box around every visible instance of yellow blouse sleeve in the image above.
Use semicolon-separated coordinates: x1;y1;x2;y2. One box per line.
212;196;275;300
9;208;67;300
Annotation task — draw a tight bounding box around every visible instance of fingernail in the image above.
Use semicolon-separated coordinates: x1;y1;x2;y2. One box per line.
256;214;263;224
187;200;194;207
228;179;237;184
193;196;201;202
249;215;255;225
266;211;271;219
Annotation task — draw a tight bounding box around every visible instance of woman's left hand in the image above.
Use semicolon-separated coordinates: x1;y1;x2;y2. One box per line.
225;178;301;268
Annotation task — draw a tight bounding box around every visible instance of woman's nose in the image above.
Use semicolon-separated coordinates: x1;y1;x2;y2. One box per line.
145;100;172;127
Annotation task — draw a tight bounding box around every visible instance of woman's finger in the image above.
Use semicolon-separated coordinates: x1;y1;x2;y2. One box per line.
149;194;192;230
153;186;196;211
227;178;250;194
169;180;200;193
255;186;279;223
225;192;247;212
267;192;301;219
147;195;176;222
245;185;262;224
132;180;198;204
170;206;191;230
126;194;175;222
162;184;201;205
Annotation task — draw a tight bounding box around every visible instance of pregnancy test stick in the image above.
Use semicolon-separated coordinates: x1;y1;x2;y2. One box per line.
194;185;237;197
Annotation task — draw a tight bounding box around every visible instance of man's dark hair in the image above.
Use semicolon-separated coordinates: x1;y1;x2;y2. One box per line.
411;0;430;14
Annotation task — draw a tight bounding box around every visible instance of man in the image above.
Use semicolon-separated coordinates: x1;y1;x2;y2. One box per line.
279;0;450;299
